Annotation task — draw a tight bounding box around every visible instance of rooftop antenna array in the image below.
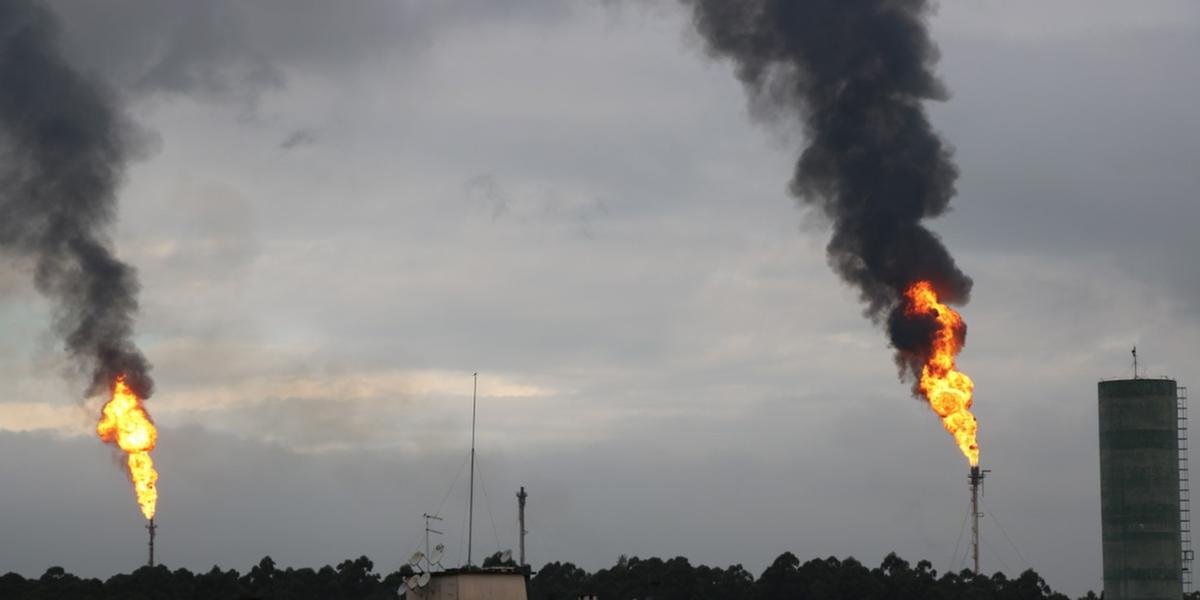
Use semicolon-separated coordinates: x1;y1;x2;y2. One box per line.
400;551;435;596
423;513;444;570
430;543;444;569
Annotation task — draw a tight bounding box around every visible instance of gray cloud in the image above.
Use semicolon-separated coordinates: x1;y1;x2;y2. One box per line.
929;26;1200;318
934;0;1200;40
280;129;317;151
45;0;573;103
0;3;1198;599
465;173;609;237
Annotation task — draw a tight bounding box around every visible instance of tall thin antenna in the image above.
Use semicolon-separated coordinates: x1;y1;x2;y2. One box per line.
517;486;528;568
146;518;157;568
969;466;987;575
423;513;443;570
1133;346;1139;379
468;372;477;567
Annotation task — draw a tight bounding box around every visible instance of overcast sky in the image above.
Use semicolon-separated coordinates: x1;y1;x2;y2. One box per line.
1;1;1199;596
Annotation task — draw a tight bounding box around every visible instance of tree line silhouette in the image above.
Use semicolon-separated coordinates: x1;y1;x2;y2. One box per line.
2;550;1192;599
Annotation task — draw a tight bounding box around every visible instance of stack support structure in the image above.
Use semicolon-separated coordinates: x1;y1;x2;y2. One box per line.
1099;378;1184;599
969;466;985;575
517;487;528;568
146;518;157;568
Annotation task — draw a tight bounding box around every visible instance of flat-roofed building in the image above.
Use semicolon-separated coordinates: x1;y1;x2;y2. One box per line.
406;568;528;600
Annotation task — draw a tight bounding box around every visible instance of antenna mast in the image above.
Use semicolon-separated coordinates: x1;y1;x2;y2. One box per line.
517;486;528;568
969;466;987;575
1133;346;1139;379
146;518;157;568
468;372;477;567
423;513;443;570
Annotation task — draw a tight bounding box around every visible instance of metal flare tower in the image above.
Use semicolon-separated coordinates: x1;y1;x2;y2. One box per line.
517;487;528;568
969;466;986;575
146;518;157;568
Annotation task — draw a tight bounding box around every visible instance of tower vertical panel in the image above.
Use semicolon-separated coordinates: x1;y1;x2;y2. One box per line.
1099;378;1183;600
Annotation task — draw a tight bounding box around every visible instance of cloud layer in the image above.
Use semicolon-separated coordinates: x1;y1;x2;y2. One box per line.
0;2;1197;597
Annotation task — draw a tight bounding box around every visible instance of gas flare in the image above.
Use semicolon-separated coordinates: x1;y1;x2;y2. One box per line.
903;281;979;466
96;375;158;519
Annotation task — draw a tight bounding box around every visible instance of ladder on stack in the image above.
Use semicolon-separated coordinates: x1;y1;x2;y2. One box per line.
1180;385;1193;593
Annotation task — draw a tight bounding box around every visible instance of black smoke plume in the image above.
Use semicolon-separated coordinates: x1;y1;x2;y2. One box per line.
0;0;152;397
683;0;972;377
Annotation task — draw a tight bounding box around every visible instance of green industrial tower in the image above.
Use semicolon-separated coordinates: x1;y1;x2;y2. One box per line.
1099;377;1190;600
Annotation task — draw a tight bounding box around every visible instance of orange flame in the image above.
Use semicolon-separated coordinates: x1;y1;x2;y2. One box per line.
903;281;979;466
96;375;158;519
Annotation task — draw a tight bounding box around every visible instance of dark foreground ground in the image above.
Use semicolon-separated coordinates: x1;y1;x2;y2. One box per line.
0;550;1178;599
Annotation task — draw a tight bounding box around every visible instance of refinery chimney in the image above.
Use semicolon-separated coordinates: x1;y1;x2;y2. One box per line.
1098;375;1191;599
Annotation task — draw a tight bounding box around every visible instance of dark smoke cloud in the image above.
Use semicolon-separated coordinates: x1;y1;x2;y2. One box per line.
682;0;972;378
0;0;152;397
280;129;317;151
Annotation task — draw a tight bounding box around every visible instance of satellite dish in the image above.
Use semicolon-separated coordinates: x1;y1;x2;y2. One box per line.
417;572;431;587
398;582;409;596
408;551;425;567
406;575;421;590
500;550;512;563
430;544;444;565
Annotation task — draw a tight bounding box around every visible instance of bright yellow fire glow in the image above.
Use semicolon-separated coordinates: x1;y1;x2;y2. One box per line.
96;375;158;519
904;281;979;466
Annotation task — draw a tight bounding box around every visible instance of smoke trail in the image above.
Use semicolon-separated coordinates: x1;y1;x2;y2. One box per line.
682;0;972;379
0;0;152;397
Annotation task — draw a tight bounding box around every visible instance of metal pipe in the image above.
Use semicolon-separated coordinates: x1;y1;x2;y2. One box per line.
517;487;528;568
969;466;984;575
468;373;477;567
146;518;157;568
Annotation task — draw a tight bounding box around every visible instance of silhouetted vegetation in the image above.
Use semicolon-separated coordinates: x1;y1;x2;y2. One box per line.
0;556;409;600
483;550;519;569
531;552;1096;600
0;552;1117;599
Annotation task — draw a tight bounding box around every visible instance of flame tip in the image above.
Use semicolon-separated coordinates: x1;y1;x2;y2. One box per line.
97;374;159;518
903;280;980;464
